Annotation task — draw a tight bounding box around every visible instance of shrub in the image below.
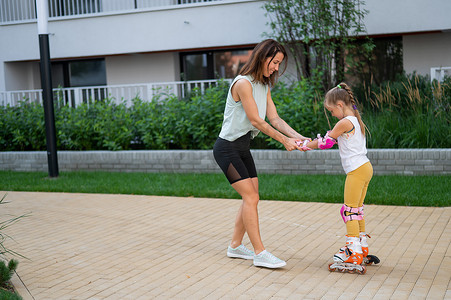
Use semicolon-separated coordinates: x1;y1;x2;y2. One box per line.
0;75;449;150
0;259;21;300
133;79;229;150
186;80;229;149
0;102;45;151
56;99;134;150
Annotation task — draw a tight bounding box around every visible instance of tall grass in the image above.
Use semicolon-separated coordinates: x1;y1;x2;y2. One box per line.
0;195;28;259
357;74;450;148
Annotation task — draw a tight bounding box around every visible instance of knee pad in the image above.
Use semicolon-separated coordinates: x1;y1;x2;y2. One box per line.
359;205;364;218
340;204;364;223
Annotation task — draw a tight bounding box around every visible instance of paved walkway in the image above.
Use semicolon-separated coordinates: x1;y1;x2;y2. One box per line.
1;191;450;300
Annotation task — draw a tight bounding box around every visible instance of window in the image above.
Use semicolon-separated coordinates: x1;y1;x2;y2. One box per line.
348;37;403;85
52;59;106;103
52;59;106;88
68;59;106;87
214;50;252;79
183;53;213;80
369;37;403;84
181;49;253;81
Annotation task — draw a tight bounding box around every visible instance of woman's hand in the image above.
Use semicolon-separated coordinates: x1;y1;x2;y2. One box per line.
282;137;303;151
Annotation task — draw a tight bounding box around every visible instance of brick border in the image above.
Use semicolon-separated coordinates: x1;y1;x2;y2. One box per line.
1;149;450;175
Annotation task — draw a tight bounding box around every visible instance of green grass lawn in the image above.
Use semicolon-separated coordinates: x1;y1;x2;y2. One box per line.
0;171;449;207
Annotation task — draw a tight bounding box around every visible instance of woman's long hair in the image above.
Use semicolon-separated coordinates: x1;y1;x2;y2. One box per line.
239;39;287;87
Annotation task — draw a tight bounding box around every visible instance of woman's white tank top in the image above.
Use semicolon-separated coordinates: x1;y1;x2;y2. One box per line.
218;75;268;142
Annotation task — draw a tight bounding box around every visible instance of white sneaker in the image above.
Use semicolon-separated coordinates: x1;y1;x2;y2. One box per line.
227;244;254;260
253;250;286;268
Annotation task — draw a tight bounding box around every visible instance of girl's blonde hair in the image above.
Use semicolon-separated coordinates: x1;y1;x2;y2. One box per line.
324;82;368;136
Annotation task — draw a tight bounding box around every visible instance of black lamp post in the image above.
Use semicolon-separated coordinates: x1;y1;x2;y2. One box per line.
37;0;59;177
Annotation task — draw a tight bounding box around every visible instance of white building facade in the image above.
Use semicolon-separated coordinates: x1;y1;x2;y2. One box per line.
0;0;450;95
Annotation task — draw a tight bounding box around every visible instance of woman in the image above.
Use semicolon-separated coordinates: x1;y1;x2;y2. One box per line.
213;39;308;268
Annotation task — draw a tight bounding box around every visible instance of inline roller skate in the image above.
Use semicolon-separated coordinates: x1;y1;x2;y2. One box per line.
360;233;380;265
328;236;366;274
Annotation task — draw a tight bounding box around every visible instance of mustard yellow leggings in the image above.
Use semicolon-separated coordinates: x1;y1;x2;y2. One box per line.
344;162;373;237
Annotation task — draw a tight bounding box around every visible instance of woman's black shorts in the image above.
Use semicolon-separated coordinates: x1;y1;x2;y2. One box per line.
213;132;257;184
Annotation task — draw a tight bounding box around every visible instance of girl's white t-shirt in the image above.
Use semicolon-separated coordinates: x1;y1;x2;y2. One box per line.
218;75;268;142
337;116;370;174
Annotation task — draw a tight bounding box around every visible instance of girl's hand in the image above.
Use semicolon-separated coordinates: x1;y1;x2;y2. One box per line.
296;138;312;151
283;137;302;151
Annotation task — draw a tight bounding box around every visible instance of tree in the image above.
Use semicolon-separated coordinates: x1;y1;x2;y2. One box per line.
264;0;374;90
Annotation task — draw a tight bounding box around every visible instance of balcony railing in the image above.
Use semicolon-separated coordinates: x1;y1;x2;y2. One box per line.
0;0;224;24
430;67;451;82
0;79;232;107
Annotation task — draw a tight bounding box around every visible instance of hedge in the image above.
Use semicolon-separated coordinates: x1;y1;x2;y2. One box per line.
0;75;449;151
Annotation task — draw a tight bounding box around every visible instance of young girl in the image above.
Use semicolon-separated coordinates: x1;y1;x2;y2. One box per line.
300;82;379;274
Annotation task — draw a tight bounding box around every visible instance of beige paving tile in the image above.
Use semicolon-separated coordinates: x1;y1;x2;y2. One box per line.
1;191;450;299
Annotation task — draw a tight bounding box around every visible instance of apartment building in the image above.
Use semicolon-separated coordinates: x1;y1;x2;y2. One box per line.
0;0;450;99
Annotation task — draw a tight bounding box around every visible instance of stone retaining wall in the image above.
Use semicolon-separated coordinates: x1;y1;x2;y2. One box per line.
1;149;450;175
